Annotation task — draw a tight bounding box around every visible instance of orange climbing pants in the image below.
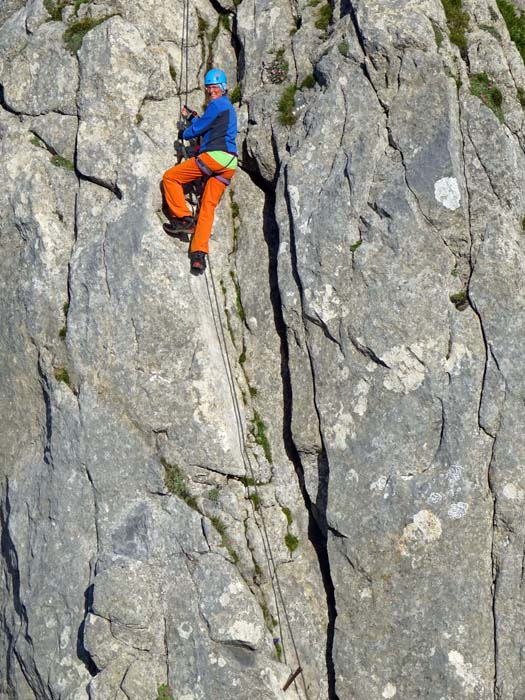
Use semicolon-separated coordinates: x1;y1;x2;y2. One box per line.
162;152;236;254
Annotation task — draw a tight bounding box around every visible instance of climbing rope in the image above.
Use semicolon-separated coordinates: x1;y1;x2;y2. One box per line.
205;258;310;700
176;8;310;696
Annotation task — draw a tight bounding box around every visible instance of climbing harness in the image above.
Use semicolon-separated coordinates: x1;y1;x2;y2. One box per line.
176;14;309;694
195;156;232;186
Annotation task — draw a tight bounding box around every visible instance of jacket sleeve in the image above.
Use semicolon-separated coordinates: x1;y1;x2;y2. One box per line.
183;102;218;139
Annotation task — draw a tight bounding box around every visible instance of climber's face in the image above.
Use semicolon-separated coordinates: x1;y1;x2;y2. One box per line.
205;84;222;100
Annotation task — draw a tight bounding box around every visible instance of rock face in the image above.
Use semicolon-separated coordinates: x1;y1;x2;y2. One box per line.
1;0;525;698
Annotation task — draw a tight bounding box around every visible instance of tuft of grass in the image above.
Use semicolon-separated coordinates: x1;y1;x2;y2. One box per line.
350;239;362;252
208;487;220;502
229;85;241;104
248;385;257;398
241;476;257;487
51;154;75;170
169;64;177;82
496;0;525;64
518;86;525;108
156;684;174;700
450;290;469;310
44;0;67;21
300;74;316;89
162;458;199;510
278;84;297;126
315;3;332;31
54;367;71;386
30;135;45;148
338;39;350;57
249;492;261;510
229;271;245;322
64;15;114;53
441;0;470;58
274;638;283;661
521;214;525;230
220;14;231;31
470;72;504;122
284;532;299;553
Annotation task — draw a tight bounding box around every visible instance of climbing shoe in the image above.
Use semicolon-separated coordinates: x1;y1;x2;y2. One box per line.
163;216;195;237
190;251;206;274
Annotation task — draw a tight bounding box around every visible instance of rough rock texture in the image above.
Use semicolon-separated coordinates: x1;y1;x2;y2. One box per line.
1;0;525;698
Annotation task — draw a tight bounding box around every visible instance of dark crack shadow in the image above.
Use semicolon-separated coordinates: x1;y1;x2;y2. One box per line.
241;163;339;698
76;584;98;677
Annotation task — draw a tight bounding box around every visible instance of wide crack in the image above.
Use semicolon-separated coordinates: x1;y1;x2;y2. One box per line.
241;160;340;698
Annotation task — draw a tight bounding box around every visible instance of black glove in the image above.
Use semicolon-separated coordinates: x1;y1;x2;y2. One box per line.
177;129;184;141
177;119;186;130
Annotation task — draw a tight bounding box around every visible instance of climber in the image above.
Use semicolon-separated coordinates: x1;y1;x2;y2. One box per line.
162;68;238;274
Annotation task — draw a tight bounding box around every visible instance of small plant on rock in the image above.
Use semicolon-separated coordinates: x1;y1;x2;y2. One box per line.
63;15;115;53
441;0;470;58
156;685;174;700
162;459;199;510
470;72;504;122
496;0;525;63
315;3;332;31
266;48;289;84
278;84;297;126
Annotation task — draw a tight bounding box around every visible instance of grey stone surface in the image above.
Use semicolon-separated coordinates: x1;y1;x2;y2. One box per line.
2;0;525;699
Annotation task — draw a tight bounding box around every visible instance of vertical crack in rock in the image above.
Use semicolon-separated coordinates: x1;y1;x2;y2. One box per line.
242;159;340;697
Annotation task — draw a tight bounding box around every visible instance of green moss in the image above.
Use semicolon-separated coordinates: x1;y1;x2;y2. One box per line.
220;14;231;31
496;0;525;64
249;385;257;398
278;84;297;126
449;290;469;310
252;410;272;464
64;15;114;53
521;214;525;230
211;516;239;562
274;639;283;661
169;64;177;82
441;0;470;58
300;74;316;89
30;135;45;148
350;239;362;252
241;476;257;487
281;506;293;527
239;351;246;365
480;23;501;39
51;154;75;170
229;271;246;322
308;0;321;6
338;40;350;57
518;86;525;108
230;85;241;104
230;199;240;218
284;532;299;553
432;22;444;48
162;458;199;510
470;72;504;122
54;367;71;386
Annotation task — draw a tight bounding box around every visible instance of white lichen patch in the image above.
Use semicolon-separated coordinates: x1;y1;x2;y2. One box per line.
228;619;263;647
444;342;472;374
382;346;426;393
353;379;370;416
427;492;443;505
382;683;397;698
448;650;484;693
502;483;524;500
304;284;342;323
434;177;461;210
370;475;388;493
399;510;442;555
448;502;469;519
360;587;372;599
177;622;192;640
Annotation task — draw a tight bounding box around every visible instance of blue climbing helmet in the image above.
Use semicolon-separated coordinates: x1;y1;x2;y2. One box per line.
204;68;228;94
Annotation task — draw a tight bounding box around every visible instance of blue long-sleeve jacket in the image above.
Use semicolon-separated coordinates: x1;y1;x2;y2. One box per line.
183;96;238;154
